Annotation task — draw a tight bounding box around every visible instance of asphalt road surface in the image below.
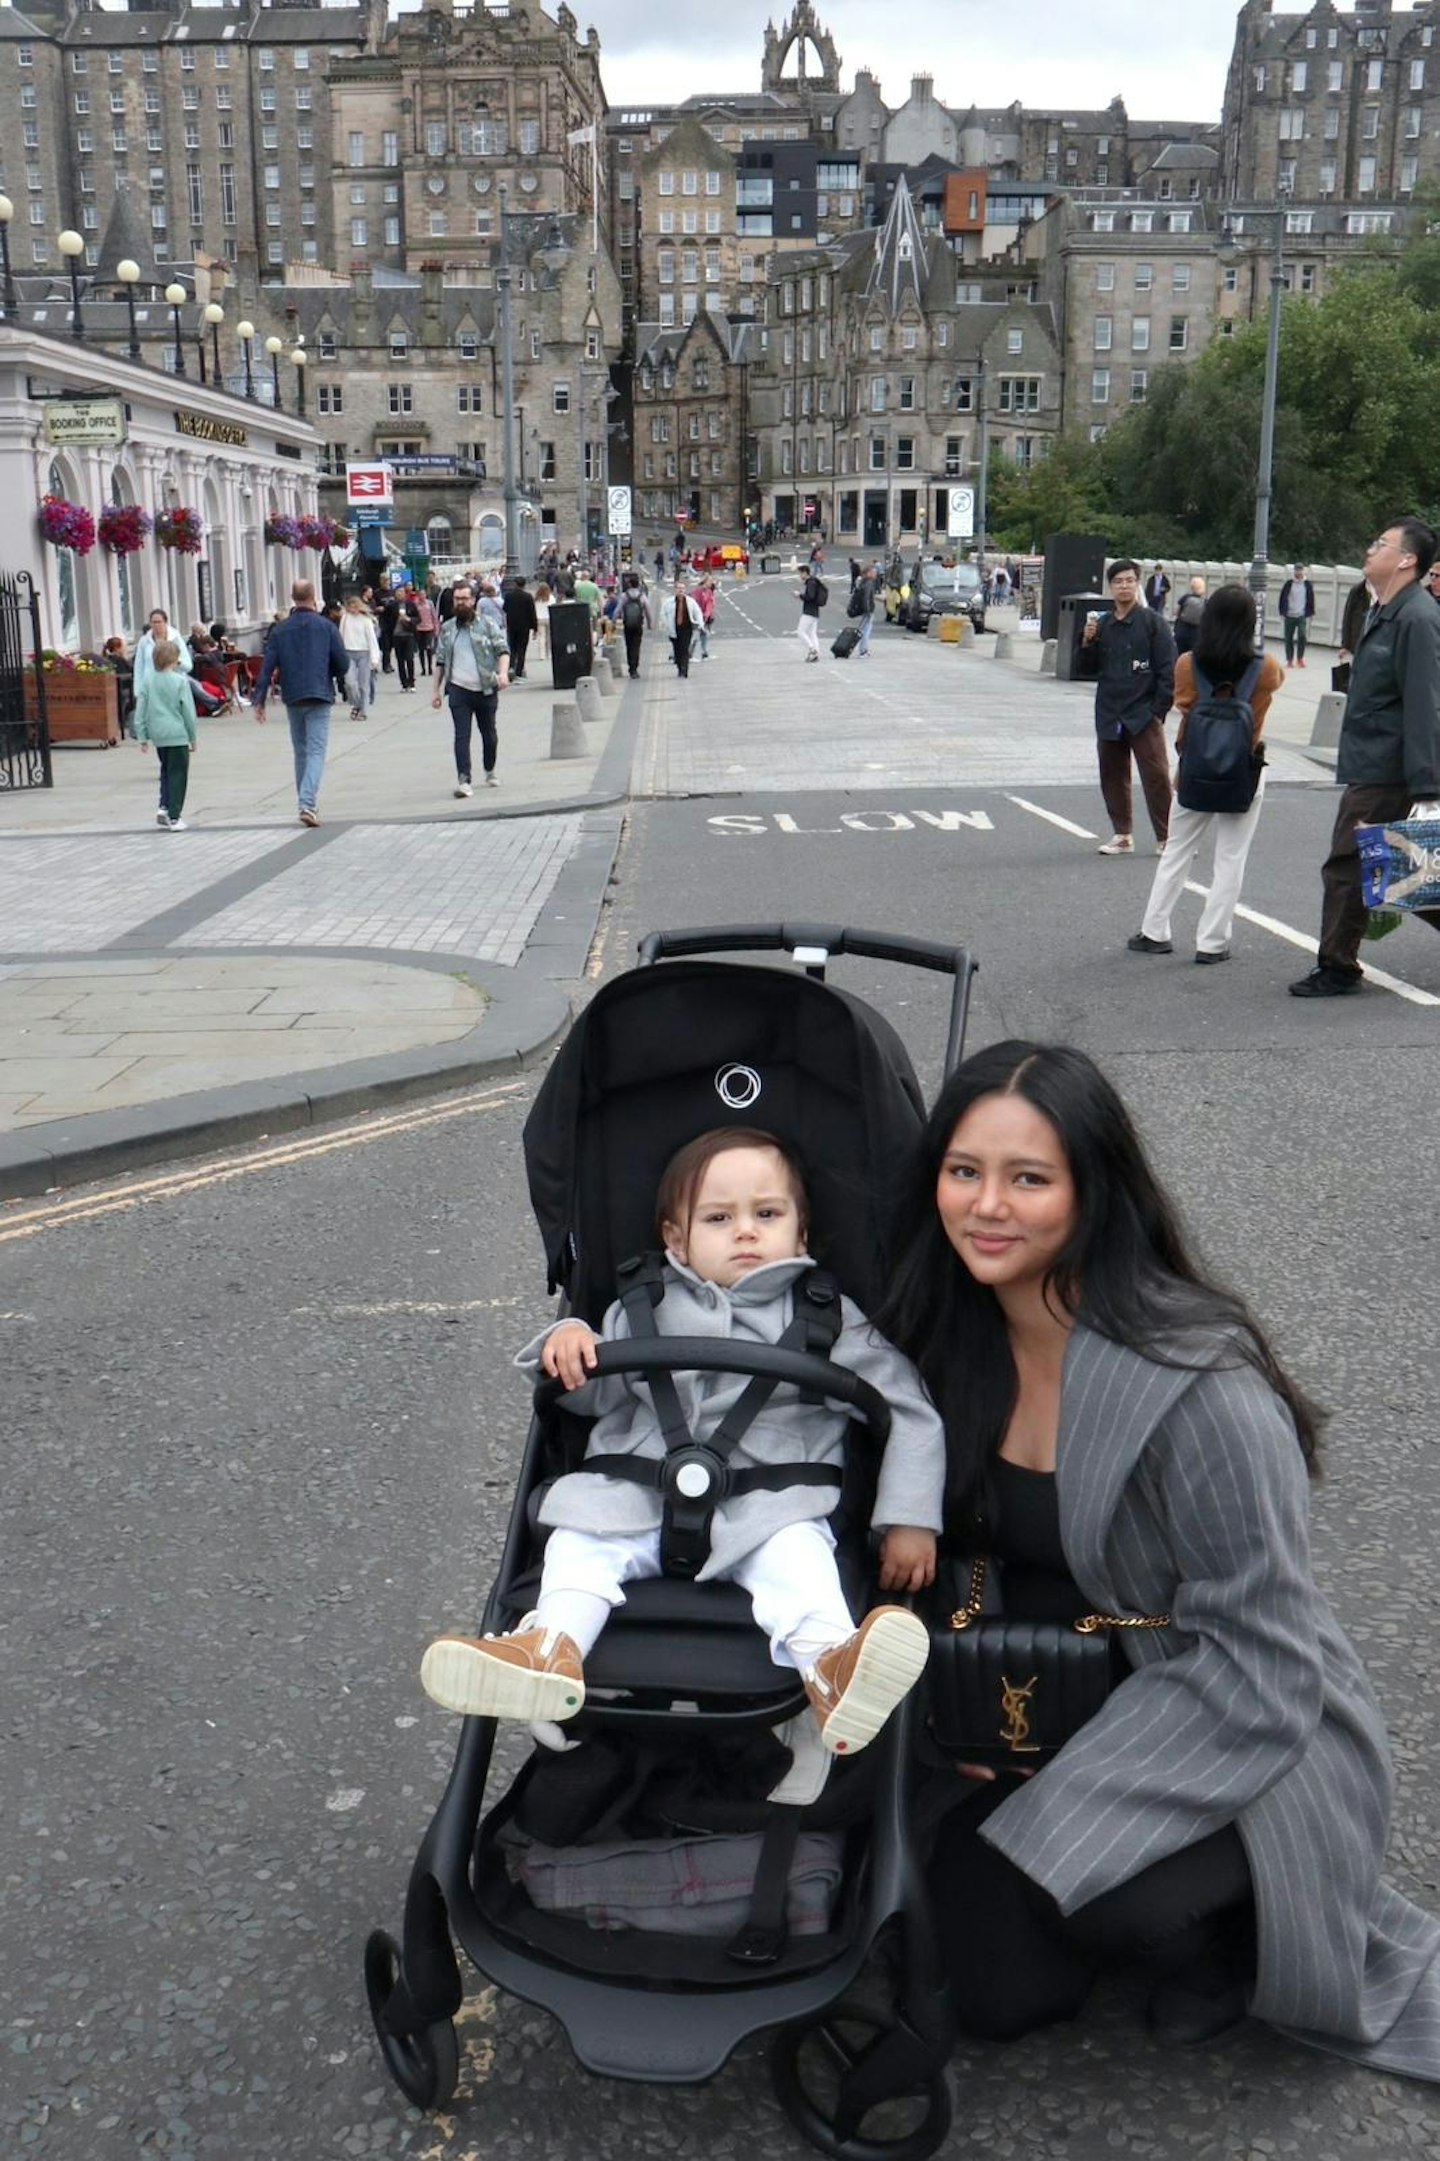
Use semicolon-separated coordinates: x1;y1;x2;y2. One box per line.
7;591;1440;2160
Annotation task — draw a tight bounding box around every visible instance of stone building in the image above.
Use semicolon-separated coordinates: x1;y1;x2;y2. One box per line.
1221;0;1440;205
629;310;761;535
1024;192;1226;435
749;180;1062;549
263;212;622;566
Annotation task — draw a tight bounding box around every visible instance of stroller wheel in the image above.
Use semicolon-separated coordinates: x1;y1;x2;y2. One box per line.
770;2012;952;2161
364;1929;460;2111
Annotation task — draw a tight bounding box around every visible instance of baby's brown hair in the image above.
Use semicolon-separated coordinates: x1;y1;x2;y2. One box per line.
655;1126;809;1245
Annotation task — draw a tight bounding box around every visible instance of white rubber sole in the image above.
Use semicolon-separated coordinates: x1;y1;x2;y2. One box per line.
419;1637;585;1723
817;1609;930;1757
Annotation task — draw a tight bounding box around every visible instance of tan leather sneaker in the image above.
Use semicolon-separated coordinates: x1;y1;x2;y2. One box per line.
420;1623;585;1723
804;1606;929;1757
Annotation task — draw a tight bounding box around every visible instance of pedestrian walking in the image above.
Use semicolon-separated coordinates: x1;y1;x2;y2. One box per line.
1291;515;1440;998
533;581;553;662
340;595;381;721
433;582;509;796
414;588;438;677
694;575;716;659
1172;576;1207;657
133;637;199;830
253;578;351;828
503;575;538;681
795;563;827;662
1278;564;1315;667
618;576;651;679
391;588;419;691
1076;558;1176;854
1143;563;1171;614
1126;585;1283;964
854;564;878;658
661;580;696;678
378;587;400;674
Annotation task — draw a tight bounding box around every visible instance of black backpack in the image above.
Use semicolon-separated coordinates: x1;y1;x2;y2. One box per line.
1176;660;1264;814
812;577;829;609
846;584;864;619
622;595;644;631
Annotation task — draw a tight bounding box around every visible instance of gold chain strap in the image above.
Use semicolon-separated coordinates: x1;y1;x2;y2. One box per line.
950;1555;1168;1635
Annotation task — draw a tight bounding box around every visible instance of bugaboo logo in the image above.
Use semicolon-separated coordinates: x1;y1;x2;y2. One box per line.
715;1063;762;1110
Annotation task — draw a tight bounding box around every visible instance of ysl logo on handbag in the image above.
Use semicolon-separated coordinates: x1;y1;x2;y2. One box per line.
999;1673;1041;1753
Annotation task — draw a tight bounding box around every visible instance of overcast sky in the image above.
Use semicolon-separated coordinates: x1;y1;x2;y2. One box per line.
577;0;1245;125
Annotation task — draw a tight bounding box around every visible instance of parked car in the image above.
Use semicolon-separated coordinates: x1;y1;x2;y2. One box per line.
884;558;987;633
695;543;750;572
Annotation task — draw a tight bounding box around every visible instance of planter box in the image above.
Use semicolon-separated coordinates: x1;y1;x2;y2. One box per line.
23;670;120;747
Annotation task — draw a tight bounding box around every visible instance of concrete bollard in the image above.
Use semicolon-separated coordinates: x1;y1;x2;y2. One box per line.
1040;638;1058;675
993;632;1013;661
549;700;588;759
589;649;616;696
575;675;607;726
1310;690;1346;749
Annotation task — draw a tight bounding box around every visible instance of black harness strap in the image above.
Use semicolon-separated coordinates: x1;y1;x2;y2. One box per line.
727;1806;806;1966
600;1253;848;1580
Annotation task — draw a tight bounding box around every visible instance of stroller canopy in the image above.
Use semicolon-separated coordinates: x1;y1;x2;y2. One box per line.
524;960;927;1320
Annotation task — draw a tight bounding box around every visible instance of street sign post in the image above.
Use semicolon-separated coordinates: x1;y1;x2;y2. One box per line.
606;484;632;538
947;486;975;540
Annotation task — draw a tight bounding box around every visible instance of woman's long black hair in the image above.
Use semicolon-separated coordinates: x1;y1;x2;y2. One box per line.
1192;583;1261;688
874;1040;1322;1536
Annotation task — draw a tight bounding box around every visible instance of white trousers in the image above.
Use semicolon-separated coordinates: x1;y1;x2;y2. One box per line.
537;1519;856;1673
797;613;821;657
1141;773;1267;954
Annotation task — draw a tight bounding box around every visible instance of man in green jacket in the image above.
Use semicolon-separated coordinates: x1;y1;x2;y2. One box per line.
1291;515;1440;997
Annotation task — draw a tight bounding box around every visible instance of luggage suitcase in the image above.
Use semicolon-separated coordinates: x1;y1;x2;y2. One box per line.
831;626;860;659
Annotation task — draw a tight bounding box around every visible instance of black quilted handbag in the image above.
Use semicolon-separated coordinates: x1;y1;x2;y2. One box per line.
925;1557;1169;1768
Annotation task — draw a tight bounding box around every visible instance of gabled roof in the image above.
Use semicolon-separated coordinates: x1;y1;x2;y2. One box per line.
0;9;47;44
864;175;928;317
92;182;167;289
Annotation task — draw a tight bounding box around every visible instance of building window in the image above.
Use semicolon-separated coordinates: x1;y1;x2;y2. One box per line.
1411;58;1426;90
74;91;90;115
1169;317;1188;352
553;382;571;413
1172;263;1192;294
1130;369;1148;403
187;166;204;223
658;170;675;195
1319;159;1337;193
895;437;915;470
1367;58;1383;91
1131;318;1150;352
1359;156;1377;192
1324;106;1341;140
1096;261;1115;292
1363;105;1380;140
898;375;915;409
17;44;31;66
20;86;35;110
997;376;1041;414
317;384;343;415
456;385;484;413
426;122;447;158
1402;155;1420;191
1134;263;1153;291
388;385;413;415
473;118;507;156
71;50;87;74
869;377;886;412
1279;108;1305;141
1327;59;1343;92
182;86;199;112
1092;209;1114;232
351;218;368;246
869;436;885;471
1091;368;1110;404
953;375;973;411
1291;61;1308;91
293;47;310;70
295;87;311;111
220;165;237;224
1093;315;1112;352
382;131;399;166
260;88;276;114
1007;327;1023;354
385;216;401;246
259;47;275;71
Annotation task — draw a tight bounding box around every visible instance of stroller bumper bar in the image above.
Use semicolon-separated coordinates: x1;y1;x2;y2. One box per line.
534;1337;893;1445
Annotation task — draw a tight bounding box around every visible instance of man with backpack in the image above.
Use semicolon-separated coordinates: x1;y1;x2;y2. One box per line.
618;575;651;679
848;564;878;658
1076;557;1176;854
796;563;828;663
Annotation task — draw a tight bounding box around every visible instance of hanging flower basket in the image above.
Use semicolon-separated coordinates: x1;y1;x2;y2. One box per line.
97;503;154;557
299;514;350;549
155;506;204;555
265;513;305;550
38;494;96;556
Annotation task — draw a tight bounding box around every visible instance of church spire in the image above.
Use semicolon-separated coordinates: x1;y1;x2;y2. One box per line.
867;175;928;318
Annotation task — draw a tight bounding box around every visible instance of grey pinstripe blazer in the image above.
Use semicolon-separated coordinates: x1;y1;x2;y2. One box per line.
979;1324;1440;2082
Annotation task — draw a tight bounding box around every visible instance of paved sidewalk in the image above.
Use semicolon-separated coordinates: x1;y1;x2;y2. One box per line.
0;643;644;1196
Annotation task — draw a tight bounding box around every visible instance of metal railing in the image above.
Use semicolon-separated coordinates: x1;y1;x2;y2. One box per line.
0;570;51;792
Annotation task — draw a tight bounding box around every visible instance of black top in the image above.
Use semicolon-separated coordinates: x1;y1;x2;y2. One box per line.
989;1458;1086;1624
1075;604;1176;740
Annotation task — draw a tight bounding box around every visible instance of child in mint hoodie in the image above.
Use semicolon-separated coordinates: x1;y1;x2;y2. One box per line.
133;638;199;829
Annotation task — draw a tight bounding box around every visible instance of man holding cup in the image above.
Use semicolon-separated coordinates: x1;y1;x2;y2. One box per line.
1075;558;1176;856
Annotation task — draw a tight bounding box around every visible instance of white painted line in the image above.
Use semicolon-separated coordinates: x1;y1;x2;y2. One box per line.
1006;794;1098;841
1007;796;1439;1007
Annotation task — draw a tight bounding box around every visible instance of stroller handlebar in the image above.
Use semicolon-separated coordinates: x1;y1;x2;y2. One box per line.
636;922;978;1077
637;921;971;978
533;1336;893;1442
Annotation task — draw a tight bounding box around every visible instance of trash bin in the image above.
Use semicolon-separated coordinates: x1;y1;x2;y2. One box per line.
761;554;782;575
1055;593;1110;682
549;600;594;692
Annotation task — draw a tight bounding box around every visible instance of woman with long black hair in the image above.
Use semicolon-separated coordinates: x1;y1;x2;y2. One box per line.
1127;582;1284;965
879;1041;1440;2076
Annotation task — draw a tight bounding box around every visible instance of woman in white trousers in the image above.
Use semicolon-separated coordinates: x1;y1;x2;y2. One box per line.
1128;584;1285;964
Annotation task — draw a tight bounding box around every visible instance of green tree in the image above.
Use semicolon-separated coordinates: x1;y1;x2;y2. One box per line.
986;432;1109;552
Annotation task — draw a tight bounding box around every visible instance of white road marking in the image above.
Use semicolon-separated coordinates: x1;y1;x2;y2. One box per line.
290;1296;525;1318
1006;795;1440;1007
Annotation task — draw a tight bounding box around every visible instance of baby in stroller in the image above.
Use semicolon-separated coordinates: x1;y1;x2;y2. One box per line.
421;1125;943;1761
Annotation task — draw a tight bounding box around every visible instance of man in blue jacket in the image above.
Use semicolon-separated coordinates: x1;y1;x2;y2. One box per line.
254;578;351;827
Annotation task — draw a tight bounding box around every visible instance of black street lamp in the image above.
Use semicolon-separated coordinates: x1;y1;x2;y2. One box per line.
165;282;188;378
0;195;17;320
237;318;256;401
265;334;283;408
116;258;142;362
291;345;307;420
204;302;224;385
1218;205;1288;652
57;229;85;342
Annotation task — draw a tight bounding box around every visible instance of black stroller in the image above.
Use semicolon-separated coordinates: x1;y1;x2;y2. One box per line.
365;923;977;2161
